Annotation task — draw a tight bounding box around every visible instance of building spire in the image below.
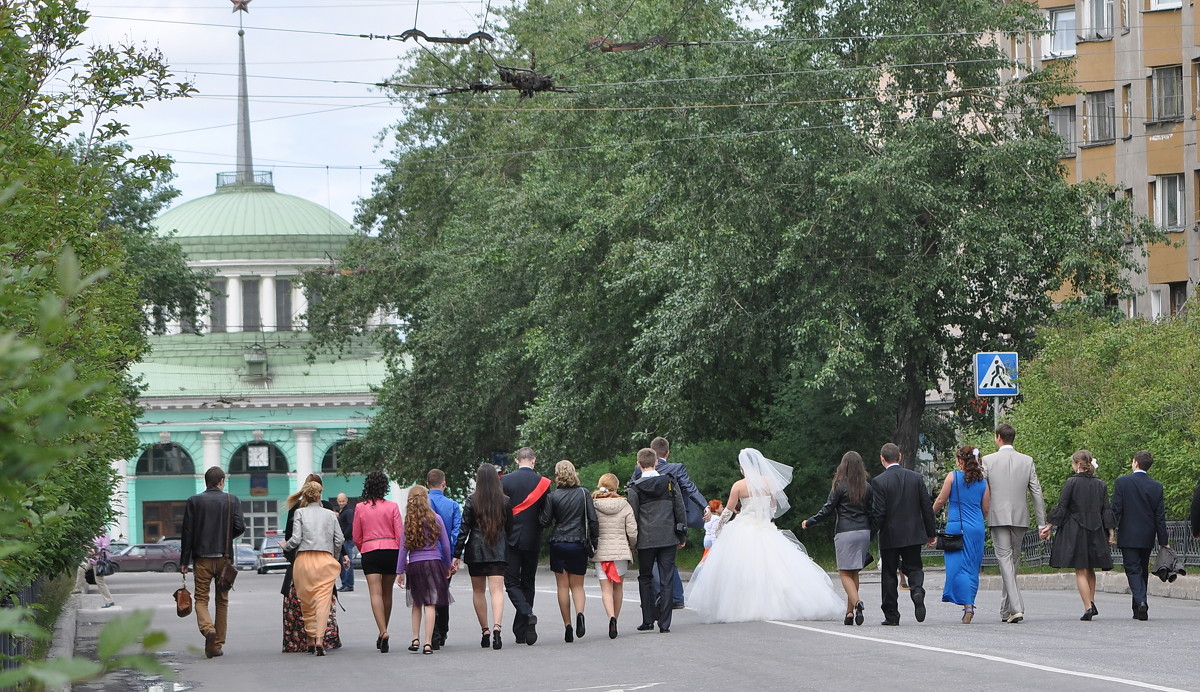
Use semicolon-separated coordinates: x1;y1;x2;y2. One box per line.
234;0;254;184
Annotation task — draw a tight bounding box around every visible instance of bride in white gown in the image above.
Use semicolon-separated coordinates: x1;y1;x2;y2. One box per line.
685;448;845;623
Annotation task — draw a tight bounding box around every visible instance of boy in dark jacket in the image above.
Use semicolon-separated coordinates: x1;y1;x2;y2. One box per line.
628;448;687;633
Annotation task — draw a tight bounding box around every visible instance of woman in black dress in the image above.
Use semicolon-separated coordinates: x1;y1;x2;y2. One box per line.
1046;449;1115;621
452;463;512;650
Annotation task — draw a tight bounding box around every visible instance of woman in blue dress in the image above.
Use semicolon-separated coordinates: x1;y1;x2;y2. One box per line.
932;445;989;623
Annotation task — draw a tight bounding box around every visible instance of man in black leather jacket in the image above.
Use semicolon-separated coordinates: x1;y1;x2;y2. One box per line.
180;466;245;658
628;448;687;633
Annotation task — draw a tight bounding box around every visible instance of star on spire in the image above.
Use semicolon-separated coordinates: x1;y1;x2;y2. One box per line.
231;0;251;12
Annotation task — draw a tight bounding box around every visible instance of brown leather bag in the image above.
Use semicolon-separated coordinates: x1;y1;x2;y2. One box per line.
174;576;193;617
215;494;238;593
216;559;238;592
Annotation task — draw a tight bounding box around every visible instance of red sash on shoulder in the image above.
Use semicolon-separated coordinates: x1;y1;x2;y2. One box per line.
512;476;551;516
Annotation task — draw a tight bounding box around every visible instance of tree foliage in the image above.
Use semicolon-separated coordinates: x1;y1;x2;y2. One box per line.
307;0;1157;485
1007;306;1200;517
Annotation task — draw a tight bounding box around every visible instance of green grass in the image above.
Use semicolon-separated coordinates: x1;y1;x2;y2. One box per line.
26;572;74;662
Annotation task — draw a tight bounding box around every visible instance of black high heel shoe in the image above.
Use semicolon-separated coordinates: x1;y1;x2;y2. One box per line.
855;601;865;626
575;612;586;638
422;643;433;655
375;636;382;651
480;627;491;649
844;613;855;626
379;634;389;653
491;625;502;650
408;638;420;652
1089;602;1099;616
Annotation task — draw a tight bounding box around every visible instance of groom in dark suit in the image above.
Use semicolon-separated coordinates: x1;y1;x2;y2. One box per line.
1112;450;1169;621
870;443;936;626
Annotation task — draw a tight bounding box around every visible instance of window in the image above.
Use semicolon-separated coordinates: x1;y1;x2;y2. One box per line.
1150;0;1182;9
1155;174;1185;230
1121;84;1133;137
1045;7;1076;57
135;444;196;475
1085;91;1115;143
208;279;227;333
1152;66;1184;120
1151;289;1164;320
1049;105;1076;154
1080;0;1114;38
1121;0;1131;27
275;278;293;331
1169;281;1188;314
242;278;261;332
240;499;279;549
229;443;289;473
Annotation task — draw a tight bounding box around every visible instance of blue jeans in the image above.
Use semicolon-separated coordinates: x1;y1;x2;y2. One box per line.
340;542;356;589
650;562;685;606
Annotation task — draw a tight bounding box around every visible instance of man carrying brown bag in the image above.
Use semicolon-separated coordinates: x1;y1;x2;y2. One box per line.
181;466;245;659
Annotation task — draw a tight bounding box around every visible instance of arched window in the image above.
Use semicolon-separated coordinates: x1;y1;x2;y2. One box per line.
228;443;289;474
136;444;196;475
321;440;350;473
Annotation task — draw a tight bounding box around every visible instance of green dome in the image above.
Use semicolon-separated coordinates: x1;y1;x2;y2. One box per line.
154;173;357;262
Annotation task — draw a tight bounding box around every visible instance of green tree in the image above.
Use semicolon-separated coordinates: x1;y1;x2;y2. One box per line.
307;0;1157;484
1008;307;1200;517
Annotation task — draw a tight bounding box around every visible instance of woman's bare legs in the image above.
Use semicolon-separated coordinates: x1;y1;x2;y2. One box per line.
555;571;572;625
599;578;616;618
1075;568;1097;609
366;573;395;640
470;576;488;629
486;574;505;627
569;573;586;618
838;569;860;615
612;580;624;619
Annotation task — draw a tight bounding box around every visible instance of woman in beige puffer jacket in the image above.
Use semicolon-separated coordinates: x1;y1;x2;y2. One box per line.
592;473;638;639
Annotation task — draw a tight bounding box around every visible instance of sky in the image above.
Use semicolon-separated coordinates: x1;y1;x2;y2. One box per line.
83;0;495;224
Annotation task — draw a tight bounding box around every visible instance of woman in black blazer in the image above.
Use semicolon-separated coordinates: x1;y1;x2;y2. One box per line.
802;451;874;626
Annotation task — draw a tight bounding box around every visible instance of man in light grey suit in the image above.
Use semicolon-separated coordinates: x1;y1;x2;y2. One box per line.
982;423;1046;624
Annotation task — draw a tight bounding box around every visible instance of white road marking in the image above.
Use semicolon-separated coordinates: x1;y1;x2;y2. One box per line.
767;620;1188;692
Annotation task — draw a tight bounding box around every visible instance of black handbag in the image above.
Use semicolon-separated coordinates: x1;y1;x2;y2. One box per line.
935;473;965;552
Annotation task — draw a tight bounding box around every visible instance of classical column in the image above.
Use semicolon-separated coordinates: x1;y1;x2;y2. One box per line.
292;284;307;329
111;457;131;543
261;275;276;332
226;276;243;333
293;428;316;493
200;430;224;493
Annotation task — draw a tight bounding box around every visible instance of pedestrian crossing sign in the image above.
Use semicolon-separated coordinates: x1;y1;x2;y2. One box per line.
974;352;1019;397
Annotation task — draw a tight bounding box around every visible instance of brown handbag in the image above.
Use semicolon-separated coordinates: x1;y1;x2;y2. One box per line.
174;575;193;617
215;494;238;593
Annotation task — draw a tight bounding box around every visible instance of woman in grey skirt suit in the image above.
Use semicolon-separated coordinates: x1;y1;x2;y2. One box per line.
802;451;874;626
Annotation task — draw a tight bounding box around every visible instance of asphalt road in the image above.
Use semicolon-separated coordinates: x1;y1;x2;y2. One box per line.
70;568;1200;692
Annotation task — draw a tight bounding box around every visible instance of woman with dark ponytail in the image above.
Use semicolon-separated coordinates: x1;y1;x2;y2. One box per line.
932;446;990;623
452;463;512;650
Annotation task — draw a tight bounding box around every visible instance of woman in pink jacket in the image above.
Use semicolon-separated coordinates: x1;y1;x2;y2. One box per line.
352;470;404;653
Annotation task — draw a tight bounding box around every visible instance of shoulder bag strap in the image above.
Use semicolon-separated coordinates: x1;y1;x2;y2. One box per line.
225;493;233;559
579;487;590;544
952;472;964;534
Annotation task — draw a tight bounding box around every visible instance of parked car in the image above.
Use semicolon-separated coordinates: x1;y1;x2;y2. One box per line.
256;530;288;574
157;535;181;549
110;543;181;573
234;544;257;571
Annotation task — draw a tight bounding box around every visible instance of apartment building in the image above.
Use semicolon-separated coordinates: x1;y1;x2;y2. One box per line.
1014;0;1195;317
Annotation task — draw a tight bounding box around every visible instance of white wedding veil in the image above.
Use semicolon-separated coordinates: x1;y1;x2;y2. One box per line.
739;448;793;519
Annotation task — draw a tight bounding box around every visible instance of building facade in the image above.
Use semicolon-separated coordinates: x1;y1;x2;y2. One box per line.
1025;0;1196;316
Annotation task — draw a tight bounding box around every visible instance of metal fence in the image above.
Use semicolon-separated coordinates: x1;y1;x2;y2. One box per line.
924;521;1200;567
0;577;45;676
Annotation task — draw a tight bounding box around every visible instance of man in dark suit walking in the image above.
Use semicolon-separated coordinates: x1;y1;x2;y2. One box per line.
870;443;936;626
1112;450;1169;621
501;447;550;645
629;437;707;608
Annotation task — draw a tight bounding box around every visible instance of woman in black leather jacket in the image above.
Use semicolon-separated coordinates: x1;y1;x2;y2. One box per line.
539;460;598;643
452;463;512;650
801;451;874;626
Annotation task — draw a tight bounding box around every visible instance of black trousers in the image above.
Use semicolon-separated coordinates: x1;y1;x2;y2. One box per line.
637;545;678;631
1122;547;1152;610
433;575;452;641
880;544;924;622
504;546;539;640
